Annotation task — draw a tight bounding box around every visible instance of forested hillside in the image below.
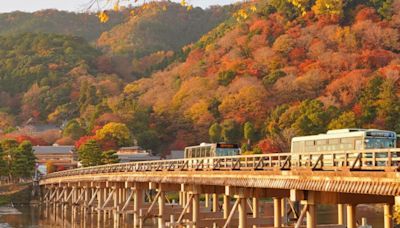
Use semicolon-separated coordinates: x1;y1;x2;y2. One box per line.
94;0;400;154
0;10;127;42
1;0;400;156
97;2;231;57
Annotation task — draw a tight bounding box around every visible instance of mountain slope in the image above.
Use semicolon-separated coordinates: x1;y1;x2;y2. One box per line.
97;3;231;58
0;10;127;42
116;0;400;152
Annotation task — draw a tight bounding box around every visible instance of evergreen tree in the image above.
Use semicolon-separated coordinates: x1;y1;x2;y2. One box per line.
63;119;86;140
209;123;222;143
221;120;241;143
102;150;120;164
243;121;256;146
78;140;103;167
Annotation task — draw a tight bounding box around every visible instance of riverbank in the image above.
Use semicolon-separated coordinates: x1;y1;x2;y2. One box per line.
0;183;33;205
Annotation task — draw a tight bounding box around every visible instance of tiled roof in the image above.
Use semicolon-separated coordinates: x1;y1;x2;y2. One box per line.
33;146;74;154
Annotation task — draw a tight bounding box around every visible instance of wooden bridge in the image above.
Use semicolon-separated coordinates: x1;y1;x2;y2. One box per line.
40;149;400;228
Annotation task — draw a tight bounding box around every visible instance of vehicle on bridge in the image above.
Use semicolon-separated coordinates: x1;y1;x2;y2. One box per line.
291;128;397;166
184;143;241;158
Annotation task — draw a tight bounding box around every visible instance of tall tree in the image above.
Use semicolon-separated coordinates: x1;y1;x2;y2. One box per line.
221;120;242;143
209;123;222;143
78;140;103;167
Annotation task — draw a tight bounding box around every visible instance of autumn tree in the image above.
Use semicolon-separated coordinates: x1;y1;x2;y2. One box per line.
209;123;222;143
95;122;133;147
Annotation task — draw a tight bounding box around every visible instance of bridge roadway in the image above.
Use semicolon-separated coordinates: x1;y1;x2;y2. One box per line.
40;149;400;228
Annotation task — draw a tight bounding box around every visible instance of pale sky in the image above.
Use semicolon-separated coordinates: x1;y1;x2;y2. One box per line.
0;0;239;13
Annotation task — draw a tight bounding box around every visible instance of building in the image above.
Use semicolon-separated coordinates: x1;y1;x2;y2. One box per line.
165;150;184;160
33;145;77;174
117;146;160;163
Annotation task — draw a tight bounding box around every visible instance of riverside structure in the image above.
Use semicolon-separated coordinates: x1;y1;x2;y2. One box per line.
39;147;400;228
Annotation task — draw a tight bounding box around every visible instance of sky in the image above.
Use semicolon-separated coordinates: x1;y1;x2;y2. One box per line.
0;0;238;13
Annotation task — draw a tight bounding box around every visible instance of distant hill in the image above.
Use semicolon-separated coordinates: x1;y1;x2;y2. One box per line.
97;3;232;58
0;10;127;42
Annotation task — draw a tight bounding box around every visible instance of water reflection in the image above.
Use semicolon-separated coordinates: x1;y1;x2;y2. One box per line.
0;203;386;227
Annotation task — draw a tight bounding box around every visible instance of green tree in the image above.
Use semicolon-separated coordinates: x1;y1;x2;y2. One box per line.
63;119;86;140
221;120;242;143
209;123;222;143
17;141;36;177
78;140;103;167
292;99;330;135
358;76;383;125
243;121;256;150
376;78;400;131
101;150;120;164
328;111;357;130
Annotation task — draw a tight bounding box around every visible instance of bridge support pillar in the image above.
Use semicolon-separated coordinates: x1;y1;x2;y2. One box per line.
346;204;356;228
192;193;200;228
223;195;231;219
238;197;248;228
253;197;259;228
337;204;344;225
384;203;393;228
134;186;143;228
97;187;104;226
273;197;282;228
158;186;165;228
205;194;210;208
212;193;218;212
113;188;120;228
306;204;316;228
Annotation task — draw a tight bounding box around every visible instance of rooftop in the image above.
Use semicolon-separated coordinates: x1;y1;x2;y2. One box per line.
33;145;74;154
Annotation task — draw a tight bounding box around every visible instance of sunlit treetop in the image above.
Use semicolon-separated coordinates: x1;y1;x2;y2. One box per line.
92;0;258;23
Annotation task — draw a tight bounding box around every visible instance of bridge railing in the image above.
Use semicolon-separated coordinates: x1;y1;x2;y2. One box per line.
44;148;400;179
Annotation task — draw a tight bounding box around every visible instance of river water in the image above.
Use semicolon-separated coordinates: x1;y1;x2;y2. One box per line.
0;203;386;227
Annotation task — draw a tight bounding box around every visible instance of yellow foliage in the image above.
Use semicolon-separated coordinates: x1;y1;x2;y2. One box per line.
113;0;119;12
288;0;310;14
235;9;249;22
98;11;109;23
95;122;132;146
312;0;344;16
124;83;140;94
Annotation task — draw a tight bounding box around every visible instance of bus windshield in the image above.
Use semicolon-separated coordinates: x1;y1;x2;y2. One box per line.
216;148;240;156
365;138;396;149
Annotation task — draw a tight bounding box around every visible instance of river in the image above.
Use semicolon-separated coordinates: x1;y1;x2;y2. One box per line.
0;203;386;227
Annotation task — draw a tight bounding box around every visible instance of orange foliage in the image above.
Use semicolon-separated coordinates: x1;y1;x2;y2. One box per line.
257;139;280;153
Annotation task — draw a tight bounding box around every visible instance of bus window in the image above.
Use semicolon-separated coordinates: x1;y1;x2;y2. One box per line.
365;138;396;149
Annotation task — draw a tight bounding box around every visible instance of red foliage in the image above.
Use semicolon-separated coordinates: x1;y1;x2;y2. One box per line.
289;47;306;62
98;139;118;151
249;19;270;35
75;135;96;149
352;103;363;117
56;165;66;172
355;7;380;23
55;136;75;145
360;49;394;69
6;134;47;146
91;125;103;134
257;139;280;154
